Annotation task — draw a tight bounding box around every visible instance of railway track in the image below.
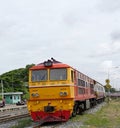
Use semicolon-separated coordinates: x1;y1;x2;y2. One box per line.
0;113;29;123
0;104;29;124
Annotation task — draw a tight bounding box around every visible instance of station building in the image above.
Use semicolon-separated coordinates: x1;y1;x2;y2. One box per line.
0;92;23;104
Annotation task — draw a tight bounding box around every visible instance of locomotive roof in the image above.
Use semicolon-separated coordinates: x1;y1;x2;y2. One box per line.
30;58;71;70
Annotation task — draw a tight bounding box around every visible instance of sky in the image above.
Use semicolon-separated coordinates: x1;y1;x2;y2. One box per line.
0;0;120;89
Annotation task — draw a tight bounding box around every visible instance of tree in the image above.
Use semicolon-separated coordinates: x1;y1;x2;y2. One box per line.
0;64;35;94
110;87;116;93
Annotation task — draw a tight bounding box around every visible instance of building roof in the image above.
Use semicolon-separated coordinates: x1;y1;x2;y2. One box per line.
0;92;23;95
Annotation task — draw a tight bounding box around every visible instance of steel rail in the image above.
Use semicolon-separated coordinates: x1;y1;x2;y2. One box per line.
0;113;29;123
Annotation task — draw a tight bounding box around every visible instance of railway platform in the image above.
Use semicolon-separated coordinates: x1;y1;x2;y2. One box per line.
0;104;27;112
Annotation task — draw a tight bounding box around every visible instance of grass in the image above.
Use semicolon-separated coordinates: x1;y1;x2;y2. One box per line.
10;99;120;128
70;98;120;128
10;118;32;128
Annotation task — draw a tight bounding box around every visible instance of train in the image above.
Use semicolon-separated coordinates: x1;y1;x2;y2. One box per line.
27;58;105;124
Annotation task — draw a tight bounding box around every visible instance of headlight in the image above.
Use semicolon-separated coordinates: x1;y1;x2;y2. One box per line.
59;92;68;96
59;92;64;96
63;92;68;96
31;93;39;97
44;60;53;67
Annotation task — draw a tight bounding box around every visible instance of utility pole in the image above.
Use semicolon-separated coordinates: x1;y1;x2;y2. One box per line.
1;80;4;99
12;74;14;92
106;66;119;103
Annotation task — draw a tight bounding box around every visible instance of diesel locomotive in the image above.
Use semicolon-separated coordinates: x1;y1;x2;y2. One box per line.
27;58;105;124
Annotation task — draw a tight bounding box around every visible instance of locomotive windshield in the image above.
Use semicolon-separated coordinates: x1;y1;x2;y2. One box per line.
31;68;67;82
31;70;47;82
50;68;67;80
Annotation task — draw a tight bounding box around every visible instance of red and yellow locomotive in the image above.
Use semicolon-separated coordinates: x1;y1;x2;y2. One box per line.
27;58;105;123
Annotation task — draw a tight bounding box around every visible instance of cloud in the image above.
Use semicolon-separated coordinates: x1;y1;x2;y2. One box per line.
0;0;120;90
111;31;120;40
98;60;120;80
98;0;120;13
100;60;113;72
93;30;120;57
90;40;120;57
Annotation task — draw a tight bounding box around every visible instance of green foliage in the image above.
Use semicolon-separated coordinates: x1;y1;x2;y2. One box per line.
110;87;116;92
0;96;2;100
0;64;35;99
104;85;116;93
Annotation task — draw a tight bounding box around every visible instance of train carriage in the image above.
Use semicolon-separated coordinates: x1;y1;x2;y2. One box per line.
27;58;105;124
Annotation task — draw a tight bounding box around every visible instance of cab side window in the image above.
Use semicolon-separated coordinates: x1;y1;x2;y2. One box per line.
71;70;74;82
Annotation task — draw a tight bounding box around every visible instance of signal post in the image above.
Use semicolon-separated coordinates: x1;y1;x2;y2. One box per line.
105;79;111;103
